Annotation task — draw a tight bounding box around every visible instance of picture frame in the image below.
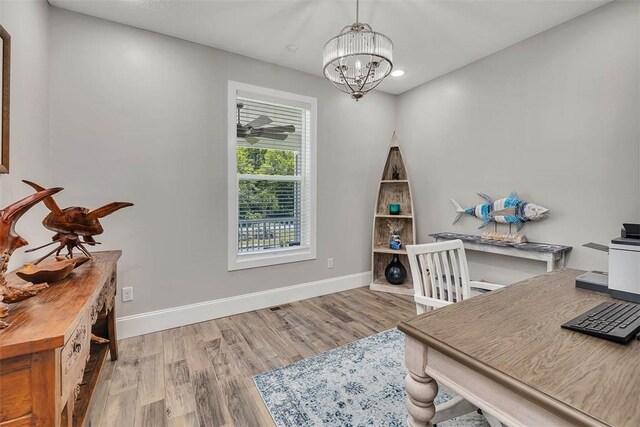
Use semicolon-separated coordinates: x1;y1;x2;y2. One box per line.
1;25;10;174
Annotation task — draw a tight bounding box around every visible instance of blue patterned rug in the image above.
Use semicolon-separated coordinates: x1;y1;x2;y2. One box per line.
253;329;488;427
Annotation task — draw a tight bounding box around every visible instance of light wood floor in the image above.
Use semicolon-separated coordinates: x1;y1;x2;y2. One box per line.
86;287;416;427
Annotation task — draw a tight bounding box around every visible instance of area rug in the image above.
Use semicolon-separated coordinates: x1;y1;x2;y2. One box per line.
253;329;488;427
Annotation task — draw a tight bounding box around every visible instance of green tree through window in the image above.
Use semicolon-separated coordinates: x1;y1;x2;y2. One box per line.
237;147;296;220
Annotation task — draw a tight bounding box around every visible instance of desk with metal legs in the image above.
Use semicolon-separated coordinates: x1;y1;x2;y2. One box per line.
398;269;640;427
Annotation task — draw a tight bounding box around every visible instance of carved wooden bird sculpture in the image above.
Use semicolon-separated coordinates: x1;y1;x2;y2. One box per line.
22;180;133;264
0;186;64;328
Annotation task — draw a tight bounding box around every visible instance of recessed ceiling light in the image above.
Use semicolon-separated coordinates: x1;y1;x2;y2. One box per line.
391;69;405;77
286;44;298;52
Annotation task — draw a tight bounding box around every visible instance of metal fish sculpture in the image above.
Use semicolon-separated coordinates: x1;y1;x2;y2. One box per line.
450;192;549;231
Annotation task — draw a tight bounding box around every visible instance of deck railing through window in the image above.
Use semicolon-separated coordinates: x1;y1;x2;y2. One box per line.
238;217;301;252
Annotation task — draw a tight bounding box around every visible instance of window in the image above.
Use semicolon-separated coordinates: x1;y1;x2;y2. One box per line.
228;81;317;270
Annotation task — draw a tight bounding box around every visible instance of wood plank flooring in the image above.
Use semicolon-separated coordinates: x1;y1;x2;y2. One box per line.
86;287;415;427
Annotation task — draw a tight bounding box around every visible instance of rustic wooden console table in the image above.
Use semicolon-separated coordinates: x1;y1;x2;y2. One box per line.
0;251;121;427
430;232;572;272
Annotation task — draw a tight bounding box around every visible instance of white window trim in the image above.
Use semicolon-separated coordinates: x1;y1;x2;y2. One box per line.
227;81;317;271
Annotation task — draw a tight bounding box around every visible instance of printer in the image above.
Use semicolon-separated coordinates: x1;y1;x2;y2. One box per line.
608;223;640;303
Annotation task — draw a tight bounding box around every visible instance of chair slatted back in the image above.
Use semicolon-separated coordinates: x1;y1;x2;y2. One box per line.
407;240;472;313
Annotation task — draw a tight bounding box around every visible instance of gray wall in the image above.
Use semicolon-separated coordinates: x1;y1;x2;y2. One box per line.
0;0;52;269
48;8;397;317
6;0;639;318
397;0;640;284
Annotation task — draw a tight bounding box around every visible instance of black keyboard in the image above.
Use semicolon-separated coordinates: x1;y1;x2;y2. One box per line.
561;301;640;343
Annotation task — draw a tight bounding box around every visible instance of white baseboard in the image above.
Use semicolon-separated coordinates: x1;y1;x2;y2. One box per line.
116;271;371;339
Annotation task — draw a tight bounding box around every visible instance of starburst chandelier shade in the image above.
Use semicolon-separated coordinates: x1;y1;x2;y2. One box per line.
322;1;393;100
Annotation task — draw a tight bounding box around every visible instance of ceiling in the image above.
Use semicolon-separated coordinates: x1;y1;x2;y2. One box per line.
48;0;612;95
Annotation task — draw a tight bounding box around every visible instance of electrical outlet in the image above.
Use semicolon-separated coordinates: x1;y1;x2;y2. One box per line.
122;287;133;302
327;258;334;269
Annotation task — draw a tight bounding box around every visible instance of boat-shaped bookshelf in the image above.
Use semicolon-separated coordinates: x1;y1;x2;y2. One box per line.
370;133;416;296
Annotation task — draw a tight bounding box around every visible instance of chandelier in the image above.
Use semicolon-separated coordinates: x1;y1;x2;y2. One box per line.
322;0;393;101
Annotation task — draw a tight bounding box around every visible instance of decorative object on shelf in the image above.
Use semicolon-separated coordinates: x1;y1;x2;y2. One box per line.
17;261;72;285
322;0;393;101
482;231;528;244
0;186;64;328
371;133;416;296
384;254;407;285
387;219;404;250
22;180;133;263
450;191;549;231
390;235;402;250
0;25;10;174
389;203;401;215
391;165;400;180
16;256;89;284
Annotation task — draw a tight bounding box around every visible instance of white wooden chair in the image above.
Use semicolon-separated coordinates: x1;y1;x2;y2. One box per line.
406;240;504;427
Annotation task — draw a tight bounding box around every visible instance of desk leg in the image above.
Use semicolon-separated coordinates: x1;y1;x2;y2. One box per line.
558;253;566;269
61;395;73;427
548;254;566;272
405;336;438;427
107;297;118;361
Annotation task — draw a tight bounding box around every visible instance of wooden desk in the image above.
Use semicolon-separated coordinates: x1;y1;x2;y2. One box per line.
430;232;572;272
398;269;640;427
0;251;121;427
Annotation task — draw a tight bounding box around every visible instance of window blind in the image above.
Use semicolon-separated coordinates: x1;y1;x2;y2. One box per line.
236;96;304;152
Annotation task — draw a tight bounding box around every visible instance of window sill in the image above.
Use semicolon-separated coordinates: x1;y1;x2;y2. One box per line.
228;246;316;271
